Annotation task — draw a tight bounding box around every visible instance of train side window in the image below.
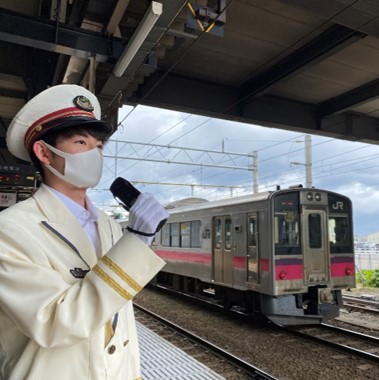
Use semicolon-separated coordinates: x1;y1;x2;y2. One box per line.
161;223;170;246
190;220;202;248
308;213;322;249
225;217;232;250
215;218;222;249
181;222;191;248
171;223;180;247
161;221;202;248
248;218;256;246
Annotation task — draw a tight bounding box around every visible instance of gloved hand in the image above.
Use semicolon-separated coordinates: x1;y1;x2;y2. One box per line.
127;193;169;245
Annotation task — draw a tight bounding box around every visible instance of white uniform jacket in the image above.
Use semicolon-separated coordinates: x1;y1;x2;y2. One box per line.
0;184;166;380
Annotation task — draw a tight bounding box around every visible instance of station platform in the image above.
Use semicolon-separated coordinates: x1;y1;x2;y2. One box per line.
137;322;225;379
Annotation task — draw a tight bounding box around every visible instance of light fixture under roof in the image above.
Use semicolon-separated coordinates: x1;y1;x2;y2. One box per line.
113;1;163;77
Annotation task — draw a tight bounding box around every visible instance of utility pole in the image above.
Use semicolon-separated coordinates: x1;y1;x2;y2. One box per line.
290;135;312;188
305;134;312;188
252;150;258;193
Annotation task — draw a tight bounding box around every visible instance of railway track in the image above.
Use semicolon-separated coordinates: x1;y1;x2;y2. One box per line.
153;283;379;325
134;303;278;380
148;285;379;363
281;323;379;363
342;294;379;313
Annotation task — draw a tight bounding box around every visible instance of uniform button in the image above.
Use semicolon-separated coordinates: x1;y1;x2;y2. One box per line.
123;340;129;347
108;345;116;354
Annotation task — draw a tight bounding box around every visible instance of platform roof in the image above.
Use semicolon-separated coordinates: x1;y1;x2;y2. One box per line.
1;0;379;165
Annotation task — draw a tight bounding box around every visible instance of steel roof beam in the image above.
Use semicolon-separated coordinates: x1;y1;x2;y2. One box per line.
0;7;125;63
318;78;379;117
132;71;379;144
240;25;366;99
133;72;318;129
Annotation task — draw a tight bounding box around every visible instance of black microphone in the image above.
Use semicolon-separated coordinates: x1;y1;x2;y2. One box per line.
110;177;141;211
110;177;167;233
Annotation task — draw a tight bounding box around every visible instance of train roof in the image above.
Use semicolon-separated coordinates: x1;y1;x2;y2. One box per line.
164;198;209;209
165;186;351;215
166;191;272;214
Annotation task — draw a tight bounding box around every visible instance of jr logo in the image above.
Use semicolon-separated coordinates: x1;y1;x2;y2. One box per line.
332;201;344;210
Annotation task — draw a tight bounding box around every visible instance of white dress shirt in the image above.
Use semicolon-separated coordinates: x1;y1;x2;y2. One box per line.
47;186;101;257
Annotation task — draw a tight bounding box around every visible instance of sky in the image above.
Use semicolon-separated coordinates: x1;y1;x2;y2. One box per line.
88;104;379;237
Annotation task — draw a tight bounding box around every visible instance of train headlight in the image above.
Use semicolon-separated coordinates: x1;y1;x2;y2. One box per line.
279;271;287;280
345;267;353;276
306;192;313;201
315;192;322;201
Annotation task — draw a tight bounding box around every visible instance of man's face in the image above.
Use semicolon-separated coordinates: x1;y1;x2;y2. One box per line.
56;132;104;153
51;132;104;175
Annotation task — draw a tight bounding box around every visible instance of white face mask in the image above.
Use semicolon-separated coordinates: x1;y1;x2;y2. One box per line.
42;141;103;188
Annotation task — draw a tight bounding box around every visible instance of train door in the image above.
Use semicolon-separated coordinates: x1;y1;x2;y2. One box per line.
247;213;259;284
213;216;233;286
302;208;330;284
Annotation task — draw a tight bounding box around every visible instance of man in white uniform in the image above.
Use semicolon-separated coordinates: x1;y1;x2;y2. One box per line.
0;84;168;380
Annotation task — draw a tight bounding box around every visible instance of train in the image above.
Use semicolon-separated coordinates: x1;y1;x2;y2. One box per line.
121;185;355;325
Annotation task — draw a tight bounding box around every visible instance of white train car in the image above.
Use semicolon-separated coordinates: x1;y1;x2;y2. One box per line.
123;186;355;325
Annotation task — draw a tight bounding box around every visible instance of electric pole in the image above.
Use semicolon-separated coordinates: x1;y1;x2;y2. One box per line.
290;135;312;188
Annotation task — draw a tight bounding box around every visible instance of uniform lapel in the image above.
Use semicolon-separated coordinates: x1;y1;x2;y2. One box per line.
34;184;98;268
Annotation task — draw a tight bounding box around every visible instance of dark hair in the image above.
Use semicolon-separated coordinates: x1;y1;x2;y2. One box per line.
30;125;110;180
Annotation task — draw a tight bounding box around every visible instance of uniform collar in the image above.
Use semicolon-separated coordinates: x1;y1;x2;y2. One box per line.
46;185;98;227
34;184;99;268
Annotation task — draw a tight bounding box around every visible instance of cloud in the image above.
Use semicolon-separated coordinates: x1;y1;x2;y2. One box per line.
345;183;379;214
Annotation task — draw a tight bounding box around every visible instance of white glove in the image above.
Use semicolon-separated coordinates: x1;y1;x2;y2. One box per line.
128;193;169;245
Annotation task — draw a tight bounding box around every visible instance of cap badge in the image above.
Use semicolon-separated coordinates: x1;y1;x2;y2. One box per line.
73;95;94;112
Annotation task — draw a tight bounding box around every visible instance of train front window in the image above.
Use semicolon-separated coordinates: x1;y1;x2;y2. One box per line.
329;216;352;253
274;192;300;255
308;213;322;249
328;193;353;254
